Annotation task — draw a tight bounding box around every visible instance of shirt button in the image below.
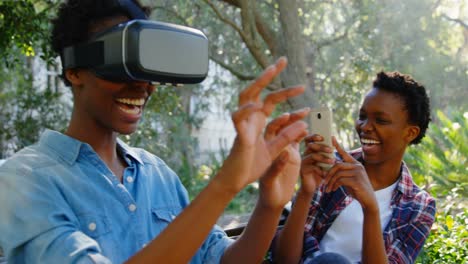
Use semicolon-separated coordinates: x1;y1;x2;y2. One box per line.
129;204;137;212
126;176;134;183
88;222;97;231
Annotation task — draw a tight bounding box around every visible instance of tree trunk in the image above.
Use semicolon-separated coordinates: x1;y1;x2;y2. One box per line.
276;0;317;109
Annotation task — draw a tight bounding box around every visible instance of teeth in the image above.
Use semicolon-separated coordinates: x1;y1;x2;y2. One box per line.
361;138;381;144
118;106;140;115
116;98;145;106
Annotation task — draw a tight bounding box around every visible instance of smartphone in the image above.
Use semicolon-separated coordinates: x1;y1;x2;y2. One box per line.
309;107;334;170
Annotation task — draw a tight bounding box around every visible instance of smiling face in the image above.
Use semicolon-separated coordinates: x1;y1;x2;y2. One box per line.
355;88;420;165
70;71;155;135
66;15;155;137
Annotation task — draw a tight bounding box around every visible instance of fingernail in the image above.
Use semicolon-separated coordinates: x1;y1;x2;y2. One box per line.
300;107;311;113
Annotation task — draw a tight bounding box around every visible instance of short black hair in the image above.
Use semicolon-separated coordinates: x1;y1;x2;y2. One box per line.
51;0;151;85
372;71;431;145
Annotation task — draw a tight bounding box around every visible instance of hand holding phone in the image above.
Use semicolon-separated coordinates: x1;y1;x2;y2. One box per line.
309;107;334;170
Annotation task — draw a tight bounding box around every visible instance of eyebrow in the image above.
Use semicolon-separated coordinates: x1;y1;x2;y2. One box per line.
359;109;391;117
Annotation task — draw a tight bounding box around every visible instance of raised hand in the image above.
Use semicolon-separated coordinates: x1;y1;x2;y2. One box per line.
324;137;377;210
259;108;310;209
215;57;308;195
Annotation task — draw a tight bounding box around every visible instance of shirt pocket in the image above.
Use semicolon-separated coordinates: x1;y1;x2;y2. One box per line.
150;206;182;234
76;213;112;239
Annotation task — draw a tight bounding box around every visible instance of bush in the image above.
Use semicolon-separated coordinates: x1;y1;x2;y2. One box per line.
406;109;468;263
405;110;467;197
416;190;468;263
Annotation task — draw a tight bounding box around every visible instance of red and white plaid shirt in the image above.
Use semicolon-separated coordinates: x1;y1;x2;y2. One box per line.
300;148;436;264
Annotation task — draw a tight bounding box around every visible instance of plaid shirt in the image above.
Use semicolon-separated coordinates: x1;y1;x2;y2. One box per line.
301;148;436;264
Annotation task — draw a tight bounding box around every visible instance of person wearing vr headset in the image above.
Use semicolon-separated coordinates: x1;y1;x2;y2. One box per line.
0;0;312;263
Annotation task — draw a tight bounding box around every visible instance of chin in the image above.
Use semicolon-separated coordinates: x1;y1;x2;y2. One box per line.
361;153;383;165
117;126;138;135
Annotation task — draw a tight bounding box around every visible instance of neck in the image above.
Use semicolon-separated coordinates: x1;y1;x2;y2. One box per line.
67;124;118;158
66;113;125;181
364;159;402;191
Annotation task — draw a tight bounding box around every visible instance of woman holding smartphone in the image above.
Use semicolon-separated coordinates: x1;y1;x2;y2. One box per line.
271;71;436;264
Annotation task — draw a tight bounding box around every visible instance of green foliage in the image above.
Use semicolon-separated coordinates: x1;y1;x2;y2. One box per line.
416;192;468;263
405;110;468;197
153;0;467;149
313;0;468;147
406;110;468;262
0;60;69;158
0;1;68;158
190;152;258;213
0;0;58;67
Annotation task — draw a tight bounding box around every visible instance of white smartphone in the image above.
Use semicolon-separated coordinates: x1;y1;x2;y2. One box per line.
309;107;334;170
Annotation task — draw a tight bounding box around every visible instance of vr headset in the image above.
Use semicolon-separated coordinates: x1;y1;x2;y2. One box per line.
62;17;209;85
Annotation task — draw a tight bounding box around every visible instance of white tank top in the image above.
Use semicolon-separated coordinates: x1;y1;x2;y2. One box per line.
317;181;398;263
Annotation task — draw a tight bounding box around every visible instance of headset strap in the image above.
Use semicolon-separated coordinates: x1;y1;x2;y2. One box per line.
117;0;147;20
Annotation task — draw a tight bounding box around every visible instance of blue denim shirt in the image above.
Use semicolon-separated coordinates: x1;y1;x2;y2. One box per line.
0;130;233;264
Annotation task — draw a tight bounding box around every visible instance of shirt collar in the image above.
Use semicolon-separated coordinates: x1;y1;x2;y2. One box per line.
350;148;415;198
395;161;415;198
39;129;143;165
39;129;84;166
116;138;143;165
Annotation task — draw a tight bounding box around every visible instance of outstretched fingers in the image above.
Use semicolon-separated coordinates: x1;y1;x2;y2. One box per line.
264;113;291;140
239;57;288;106
264;108;310;140
267;121;308;160
262;86;305;116
289;107;311;122
231;102;263;133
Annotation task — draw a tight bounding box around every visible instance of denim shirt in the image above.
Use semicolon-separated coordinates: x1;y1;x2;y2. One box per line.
0;130;233;264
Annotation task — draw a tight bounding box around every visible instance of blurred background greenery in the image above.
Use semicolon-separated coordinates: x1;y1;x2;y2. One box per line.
0;1;466;262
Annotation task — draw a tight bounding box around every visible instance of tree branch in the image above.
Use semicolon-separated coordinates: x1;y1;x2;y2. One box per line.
254;10;279;56
208;0;270;68
209;55;256;81
220;0;241;8
151;6;190;26
202;0;246;40
441;14;468;29
315;29;349;49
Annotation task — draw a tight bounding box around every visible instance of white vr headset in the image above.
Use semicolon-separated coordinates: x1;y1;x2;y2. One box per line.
61;7;209;85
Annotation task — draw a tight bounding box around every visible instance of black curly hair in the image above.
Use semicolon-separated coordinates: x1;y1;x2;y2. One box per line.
372;71;431;145
51;0;151;86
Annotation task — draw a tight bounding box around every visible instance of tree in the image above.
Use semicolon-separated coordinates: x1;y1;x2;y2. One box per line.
0;0;67;158
152;0;467;148
1;0;466;196
0;0;57;67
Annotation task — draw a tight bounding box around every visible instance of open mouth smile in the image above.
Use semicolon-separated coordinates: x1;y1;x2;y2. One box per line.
116;98;145;115
360;138;381;145
360;137;382;155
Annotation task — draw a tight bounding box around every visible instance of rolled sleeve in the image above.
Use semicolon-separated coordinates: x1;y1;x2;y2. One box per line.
195;225;234;264
21;230;112;264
